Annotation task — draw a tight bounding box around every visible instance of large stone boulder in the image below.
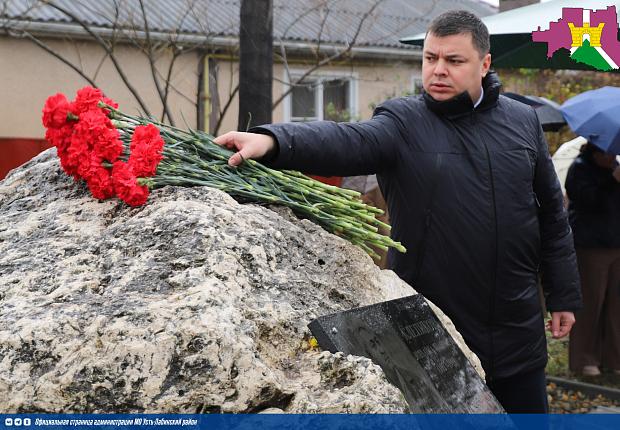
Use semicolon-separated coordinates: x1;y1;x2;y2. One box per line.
0;149;481;413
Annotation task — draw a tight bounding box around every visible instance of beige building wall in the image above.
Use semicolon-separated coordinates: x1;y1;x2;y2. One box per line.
0;36;200;139
1;35;420;140
355;62;422;118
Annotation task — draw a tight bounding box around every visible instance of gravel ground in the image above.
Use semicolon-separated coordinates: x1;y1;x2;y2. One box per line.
546;335;620;413
547;381;620;413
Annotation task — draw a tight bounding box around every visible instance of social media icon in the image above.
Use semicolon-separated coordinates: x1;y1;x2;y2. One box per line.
23;419;31;426
4;418;13;426
14;419;21;426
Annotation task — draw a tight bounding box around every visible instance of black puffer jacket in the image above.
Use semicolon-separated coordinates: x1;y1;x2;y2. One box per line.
255;72;582;379
565;152;620;248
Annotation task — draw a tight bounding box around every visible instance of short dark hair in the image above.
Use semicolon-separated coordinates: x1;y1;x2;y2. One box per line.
427;10;490;58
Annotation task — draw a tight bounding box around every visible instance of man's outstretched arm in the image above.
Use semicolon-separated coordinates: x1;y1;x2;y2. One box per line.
214;104;409;177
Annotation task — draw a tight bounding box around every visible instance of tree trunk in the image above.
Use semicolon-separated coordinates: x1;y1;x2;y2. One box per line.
238;0;273;131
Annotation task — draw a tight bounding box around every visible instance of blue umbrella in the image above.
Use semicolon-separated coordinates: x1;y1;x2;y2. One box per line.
560;86;620;155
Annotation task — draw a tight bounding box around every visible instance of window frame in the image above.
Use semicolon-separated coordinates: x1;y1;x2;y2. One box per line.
282;69;359;123
410;75;424;95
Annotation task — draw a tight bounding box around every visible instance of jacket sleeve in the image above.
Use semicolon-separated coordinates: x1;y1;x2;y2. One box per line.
249;103;408;176
533;124;582;312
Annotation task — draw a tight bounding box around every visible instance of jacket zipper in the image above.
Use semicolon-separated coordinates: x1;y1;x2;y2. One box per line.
475;111;499;382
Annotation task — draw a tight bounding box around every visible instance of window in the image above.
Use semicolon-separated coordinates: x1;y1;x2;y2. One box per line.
412;77;424;95
323;78;350;121
285;73;357;122
291;82;317;121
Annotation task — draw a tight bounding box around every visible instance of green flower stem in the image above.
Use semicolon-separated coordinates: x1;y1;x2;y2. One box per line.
105;106;406;257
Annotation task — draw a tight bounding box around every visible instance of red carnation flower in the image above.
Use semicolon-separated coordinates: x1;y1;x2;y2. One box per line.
58;155;80;179
73;86;119;115
45;125;79;177
45;125;72;151
84;157;114;200
112;161;149;206
128;124;164;177
42;93;73;129
74;86;104;114
67;134;92;180
130;124;162;150
74;109;123;162
77;108;110;128
47;129;78;179
95;127;124;163
74;110;106;147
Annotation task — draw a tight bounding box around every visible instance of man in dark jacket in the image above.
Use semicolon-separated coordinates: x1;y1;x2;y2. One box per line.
215;10;582;413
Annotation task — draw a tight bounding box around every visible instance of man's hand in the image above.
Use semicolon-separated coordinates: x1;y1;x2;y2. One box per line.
214;131;276;167
546;311;575;339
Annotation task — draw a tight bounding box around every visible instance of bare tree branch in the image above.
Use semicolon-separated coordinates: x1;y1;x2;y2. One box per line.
214;83;239;136
138;0;175;125
93;1;122;82
313;2;330;63
11;30;98;87
272;0;384;110
139;0;175;126
161;48;182;119
159;0;198;119
279;0;329;38
1;1;97;86
0;0;10;26
274;0;329;85
42;0;152;116
2;0;203;127
278;41;292;88
212;51;242;136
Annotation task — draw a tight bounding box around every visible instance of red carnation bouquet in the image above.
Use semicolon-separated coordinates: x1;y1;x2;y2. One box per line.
43;87;163;206
41;87;405;256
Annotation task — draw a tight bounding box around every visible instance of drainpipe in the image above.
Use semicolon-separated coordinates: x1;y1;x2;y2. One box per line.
197;51;207;132
208;57;220;135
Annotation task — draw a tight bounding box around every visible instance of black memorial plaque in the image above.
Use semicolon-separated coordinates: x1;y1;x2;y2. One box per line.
308;294;505;413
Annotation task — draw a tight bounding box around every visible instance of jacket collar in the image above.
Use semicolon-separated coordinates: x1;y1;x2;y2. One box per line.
423;71;502;118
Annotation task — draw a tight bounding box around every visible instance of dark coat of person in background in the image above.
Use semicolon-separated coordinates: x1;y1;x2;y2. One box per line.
566;143;620;376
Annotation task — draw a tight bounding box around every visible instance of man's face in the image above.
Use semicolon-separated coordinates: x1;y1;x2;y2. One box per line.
422;32;491;103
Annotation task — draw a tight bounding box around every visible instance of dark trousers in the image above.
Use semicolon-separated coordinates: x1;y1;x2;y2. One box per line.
487;367;548;413
569;248;620;372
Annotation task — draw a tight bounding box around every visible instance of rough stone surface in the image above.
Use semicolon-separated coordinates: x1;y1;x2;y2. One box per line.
0;149;482;413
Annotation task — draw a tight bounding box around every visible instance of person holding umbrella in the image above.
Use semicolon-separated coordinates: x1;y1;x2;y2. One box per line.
562;88;620;376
